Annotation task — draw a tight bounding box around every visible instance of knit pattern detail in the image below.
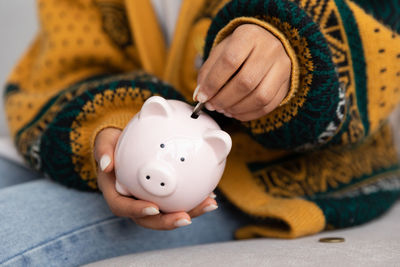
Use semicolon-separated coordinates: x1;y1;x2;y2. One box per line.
312;177;400;228
247;124;400;198
333;0;369;137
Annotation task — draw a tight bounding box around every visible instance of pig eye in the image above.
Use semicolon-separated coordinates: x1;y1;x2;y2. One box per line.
160;144;165;148
180;157;185;162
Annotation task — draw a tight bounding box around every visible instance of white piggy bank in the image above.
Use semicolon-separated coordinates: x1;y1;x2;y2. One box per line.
114;96;232;212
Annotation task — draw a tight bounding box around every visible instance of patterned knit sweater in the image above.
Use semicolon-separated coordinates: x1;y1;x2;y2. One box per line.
4;0;400;239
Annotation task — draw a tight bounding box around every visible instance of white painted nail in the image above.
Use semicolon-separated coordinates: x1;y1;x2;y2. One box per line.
193;85;200;101
196;92;208;103
224;112;233;118
203;204;218;213
100;155;111;171
142;207;160;216
205;102;215;111
174;219;192;227
209;192;217;199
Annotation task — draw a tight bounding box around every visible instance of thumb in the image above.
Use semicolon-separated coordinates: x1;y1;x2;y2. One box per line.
94;128;122;173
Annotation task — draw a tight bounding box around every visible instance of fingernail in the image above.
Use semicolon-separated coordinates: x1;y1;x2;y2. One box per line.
193;85;200;101
203;204;218;213
174;219;192;227
209;192;217;199
142;207;160;216
217;109;225;114
205;102;215;111
100;155;111;171
224;112;233;118
197;92;208;103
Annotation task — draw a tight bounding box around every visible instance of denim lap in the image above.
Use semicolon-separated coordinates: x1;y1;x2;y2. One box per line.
0;159;250;266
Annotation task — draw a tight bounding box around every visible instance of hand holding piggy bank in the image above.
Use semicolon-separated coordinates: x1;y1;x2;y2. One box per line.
114;96;232;213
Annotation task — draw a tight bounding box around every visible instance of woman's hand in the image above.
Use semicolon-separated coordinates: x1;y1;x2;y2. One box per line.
94;127;218;230
195;24;291;121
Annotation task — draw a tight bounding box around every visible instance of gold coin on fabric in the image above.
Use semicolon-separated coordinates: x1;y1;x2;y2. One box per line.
318;237;345;243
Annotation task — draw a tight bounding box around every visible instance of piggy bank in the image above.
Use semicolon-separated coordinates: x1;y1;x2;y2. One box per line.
114;96;232;212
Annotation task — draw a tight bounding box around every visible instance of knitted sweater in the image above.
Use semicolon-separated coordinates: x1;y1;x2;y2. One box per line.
4;0;400;239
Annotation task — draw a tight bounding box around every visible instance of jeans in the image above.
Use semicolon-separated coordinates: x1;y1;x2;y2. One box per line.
0;158;251;266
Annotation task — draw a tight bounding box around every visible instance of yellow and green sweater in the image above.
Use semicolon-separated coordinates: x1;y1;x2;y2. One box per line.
4;0;400;239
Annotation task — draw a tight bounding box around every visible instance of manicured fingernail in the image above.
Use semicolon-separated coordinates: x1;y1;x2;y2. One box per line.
205;102;215;111
209;192;217;199
142;207;160;216
100;155;111;171
193;85;200;101
174;219;192;227
197;92;208;103
224;112;233;118
203;204;218;213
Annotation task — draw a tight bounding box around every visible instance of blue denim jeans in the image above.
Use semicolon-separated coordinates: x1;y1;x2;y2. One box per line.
0;157;251;266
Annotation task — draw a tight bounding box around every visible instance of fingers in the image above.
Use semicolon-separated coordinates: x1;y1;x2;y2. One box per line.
196;27;255;102
134;193;219;230
94;128;122;173
227;61;291;115
195;35;231;95
134;211;192;230
188;197;218;219
234;79;290;121
99;167;219;230
206;43;275;112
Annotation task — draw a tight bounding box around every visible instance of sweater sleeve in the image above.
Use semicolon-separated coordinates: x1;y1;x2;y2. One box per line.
204;0;400;150
3;0;183;190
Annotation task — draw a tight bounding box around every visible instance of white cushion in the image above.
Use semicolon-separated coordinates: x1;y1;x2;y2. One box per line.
85;201;400;266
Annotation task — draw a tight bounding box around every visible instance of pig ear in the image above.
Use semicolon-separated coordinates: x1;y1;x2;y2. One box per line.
203;129;232;164
139;96;172;120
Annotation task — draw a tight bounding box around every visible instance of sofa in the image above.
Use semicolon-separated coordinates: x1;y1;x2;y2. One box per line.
1;1;399;266
86;202;400;266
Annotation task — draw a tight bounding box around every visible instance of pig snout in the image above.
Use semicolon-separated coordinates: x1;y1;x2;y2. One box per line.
137;161;177;197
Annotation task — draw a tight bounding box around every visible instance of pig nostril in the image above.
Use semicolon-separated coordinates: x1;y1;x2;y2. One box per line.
146;175;150;180
160;182;165;186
